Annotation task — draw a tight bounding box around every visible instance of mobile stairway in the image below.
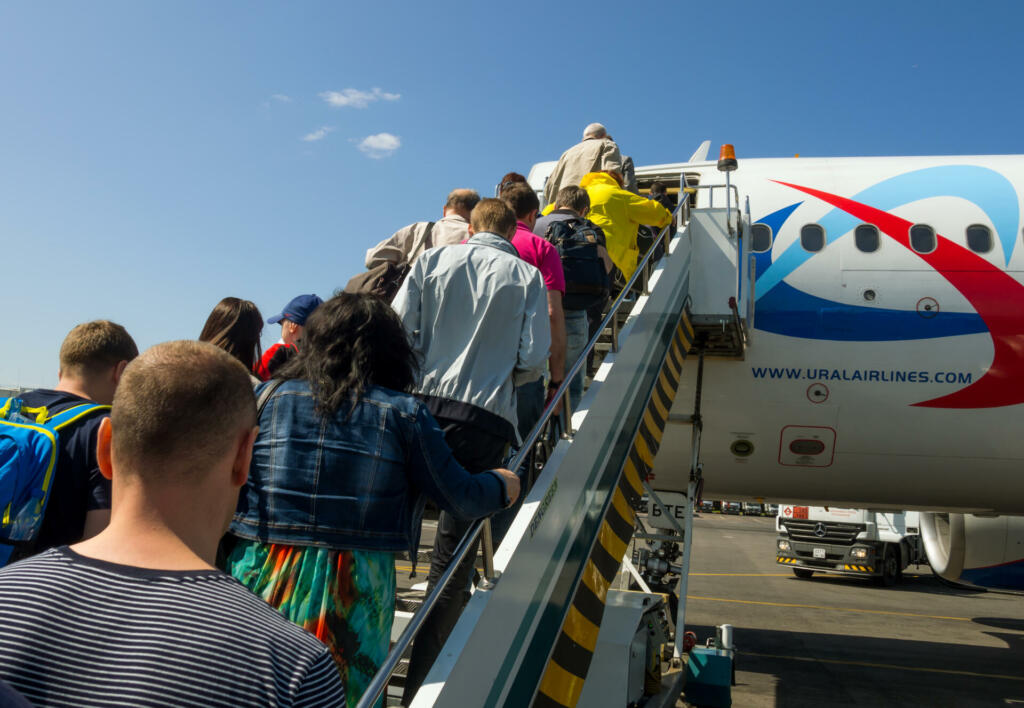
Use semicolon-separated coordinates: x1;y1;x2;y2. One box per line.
359;166;753;708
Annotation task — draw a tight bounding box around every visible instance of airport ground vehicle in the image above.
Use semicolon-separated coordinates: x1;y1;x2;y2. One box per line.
775;506;924;586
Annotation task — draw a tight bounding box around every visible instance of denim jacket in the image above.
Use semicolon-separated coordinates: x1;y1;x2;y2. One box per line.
231;380;509;558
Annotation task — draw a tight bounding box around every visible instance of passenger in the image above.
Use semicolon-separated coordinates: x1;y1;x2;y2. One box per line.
649;180;675;215
0;341;347;707
542;122;623;207
534;186;614;409
606;135;638;194
363;188;480;270
500;183;567;436
393;199;549;703
642;180;677;260
621;154;638;193
580;170;673;281
255;293;323;380
227;293;520;708
497;171;528;195
199;297;264;383
11;321;138;557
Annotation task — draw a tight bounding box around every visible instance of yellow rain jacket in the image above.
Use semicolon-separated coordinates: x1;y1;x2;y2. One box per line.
579;172;672;280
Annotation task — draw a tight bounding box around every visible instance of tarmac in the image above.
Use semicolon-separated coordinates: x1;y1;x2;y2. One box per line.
680;512;1024;707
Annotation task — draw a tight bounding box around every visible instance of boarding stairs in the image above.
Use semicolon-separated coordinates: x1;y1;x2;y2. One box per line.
361;180;754;708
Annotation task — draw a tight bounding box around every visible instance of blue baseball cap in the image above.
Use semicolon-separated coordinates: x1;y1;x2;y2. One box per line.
267;294;323;326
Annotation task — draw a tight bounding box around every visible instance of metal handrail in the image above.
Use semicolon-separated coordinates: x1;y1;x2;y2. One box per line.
357;195;690;708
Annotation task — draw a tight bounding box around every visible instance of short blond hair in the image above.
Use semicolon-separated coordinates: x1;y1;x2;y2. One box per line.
111;341;256;478
470;198;516;237
59;321;138;378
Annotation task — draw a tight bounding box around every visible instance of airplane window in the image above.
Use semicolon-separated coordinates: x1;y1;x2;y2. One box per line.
909;224;936;254
800;224;825;252
966;224;993;253
854;224;880;253
751;223;773;252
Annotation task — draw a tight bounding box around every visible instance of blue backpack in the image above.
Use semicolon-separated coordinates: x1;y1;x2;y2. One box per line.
0;397;110;566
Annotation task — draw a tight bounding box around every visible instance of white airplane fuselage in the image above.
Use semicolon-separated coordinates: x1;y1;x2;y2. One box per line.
637;154;1024;515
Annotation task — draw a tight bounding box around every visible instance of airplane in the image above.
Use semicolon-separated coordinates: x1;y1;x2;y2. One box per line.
532;149;1024;590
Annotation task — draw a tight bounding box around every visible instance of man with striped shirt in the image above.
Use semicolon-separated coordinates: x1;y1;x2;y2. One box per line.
0;341;346;707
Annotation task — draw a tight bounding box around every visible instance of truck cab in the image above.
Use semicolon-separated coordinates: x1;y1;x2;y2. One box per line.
776;506;924;586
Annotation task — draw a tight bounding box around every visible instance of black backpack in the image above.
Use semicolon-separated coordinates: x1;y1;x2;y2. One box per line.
544;218;610;311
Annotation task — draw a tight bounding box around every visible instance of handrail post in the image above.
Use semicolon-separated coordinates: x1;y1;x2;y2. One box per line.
479;518;499;589
561;392;574;438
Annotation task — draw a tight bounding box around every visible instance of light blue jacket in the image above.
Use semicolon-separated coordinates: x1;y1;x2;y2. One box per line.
392;232;550;441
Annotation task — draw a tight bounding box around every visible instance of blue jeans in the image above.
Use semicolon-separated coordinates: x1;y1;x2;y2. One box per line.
516;378;546;442
564;309;589;410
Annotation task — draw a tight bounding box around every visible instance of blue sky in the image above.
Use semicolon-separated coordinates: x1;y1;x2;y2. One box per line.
2;0;1023;385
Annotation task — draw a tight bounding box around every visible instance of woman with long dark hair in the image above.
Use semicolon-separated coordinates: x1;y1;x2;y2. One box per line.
225;293;518;708
198;297;263;378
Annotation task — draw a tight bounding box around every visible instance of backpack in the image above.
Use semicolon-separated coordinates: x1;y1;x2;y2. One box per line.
345;221;435;303
0;397;109;566
544;218;610;311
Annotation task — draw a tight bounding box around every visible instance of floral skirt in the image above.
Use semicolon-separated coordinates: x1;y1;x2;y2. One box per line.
225;540;395;708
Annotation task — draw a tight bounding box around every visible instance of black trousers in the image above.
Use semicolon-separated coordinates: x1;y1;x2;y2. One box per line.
402;418;516;703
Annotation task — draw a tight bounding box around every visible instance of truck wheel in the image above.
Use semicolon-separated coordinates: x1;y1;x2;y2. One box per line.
875;545;899;587
792;568;814;579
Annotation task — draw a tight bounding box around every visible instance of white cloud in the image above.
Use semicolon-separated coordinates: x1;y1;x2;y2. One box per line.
301;126;334;142
271;94;293;103
357;132;401;158
320;87;400;109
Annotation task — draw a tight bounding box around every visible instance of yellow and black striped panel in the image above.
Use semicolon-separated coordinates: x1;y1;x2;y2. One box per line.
533;312;694;708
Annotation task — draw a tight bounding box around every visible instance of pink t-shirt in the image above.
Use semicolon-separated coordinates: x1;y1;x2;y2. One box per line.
511;222;565;294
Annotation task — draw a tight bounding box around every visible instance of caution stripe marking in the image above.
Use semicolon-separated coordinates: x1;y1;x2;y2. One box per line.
533;312;693;708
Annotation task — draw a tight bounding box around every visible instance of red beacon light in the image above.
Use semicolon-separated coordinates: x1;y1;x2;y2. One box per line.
717;144;738;172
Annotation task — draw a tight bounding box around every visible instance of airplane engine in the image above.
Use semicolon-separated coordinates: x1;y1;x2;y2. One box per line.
919;512;1024;589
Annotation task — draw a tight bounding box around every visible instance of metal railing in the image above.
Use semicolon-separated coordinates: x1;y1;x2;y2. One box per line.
690;183;741;235
357;194;690;708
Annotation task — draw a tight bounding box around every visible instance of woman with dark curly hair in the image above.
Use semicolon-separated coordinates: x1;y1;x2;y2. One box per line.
224;292;519;708
198;297;264;380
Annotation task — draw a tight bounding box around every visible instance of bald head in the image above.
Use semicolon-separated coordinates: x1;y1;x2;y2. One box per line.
111;341;257;479
444;189;481;219
583;123;607;140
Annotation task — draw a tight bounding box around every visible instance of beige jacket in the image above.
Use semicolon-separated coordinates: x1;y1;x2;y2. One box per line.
543;138;623;206
365;214;471;269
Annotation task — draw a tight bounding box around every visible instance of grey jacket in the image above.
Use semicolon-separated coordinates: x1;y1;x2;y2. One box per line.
543;138;623;206
621;155;638;193
365;214;471;269
392;232;550;442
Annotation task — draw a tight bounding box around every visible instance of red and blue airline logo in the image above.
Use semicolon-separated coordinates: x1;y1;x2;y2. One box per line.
752;165;1023;409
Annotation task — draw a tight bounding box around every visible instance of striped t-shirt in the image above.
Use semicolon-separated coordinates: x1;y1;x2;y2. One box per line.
0;547;346;707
